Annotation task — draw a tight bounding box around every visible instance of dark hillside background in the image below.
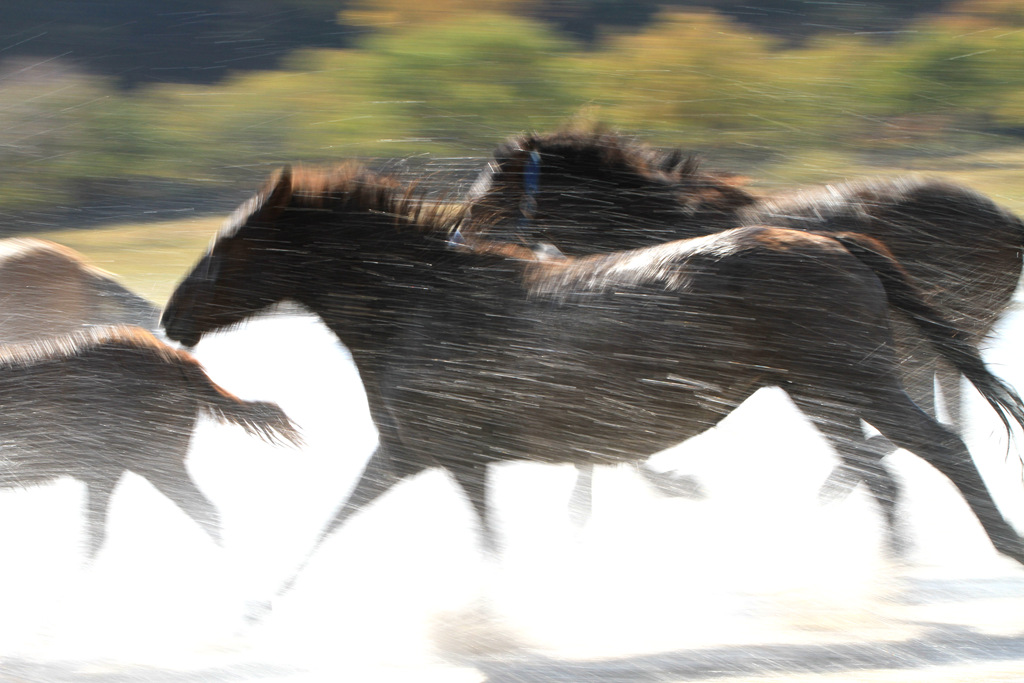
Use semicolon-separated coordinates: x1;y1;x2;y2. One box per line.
0;0;1016;232
2;1;951;87
1;2;354;87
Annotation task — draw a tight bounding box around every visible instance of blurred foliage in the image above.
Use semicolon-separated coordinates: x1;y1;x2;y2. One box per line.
355;13;582;150
4;0;1024;215
341;0;537;27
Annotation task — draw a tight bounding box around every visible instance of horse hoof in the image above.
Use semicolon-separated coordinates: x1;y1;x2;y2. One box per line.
817;465;861;504
865;433;897;458
243;599;274;625
649;472;706;500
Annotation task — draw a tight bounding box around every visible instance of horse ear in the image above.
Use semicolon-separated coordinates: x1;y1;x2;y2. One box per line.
491;135;528;168
660;149;685;173
667;153;702;180
719;173;752;188
266;165;294;209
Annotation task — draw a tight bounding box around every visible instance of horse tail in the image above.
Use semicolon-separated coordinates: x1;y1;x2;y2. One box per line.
177;356;304;448
830;231;1024;441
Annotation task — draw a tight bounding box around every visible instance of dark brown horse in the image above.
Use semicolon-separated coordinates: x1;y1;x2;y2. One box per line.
465;128;1024;544
161;165;1024;589
466;127;1022;422
0;325;301;558
0;238;160;343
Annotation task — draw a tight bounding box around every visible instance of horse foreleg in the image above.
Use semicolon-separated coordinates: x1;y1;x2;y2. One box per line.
450;462;497;554
275;446;422;600
82;473;120;561
569;458;704;532
569;462;705;530
319;445;423;542
636;462;706;499
568;464;594;528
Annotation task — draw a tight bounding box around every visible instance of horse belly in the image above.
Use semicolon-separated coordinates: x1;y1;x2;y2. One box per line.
0;397;87;487
521;367;755;465
387;341;753;469
0;439;73;488
0;364;142;477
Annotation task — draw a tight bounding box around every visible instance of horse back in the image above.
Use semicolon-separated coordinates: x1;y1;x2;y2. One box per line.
523;225;873;302
521;226;895;385
376;227;896;466
742;177;1023;334
0;239;95;343
0;238;158;343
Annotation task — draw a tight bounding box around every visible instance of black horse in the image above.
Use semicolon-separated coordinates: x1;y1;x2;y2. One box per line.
465;127;1024;547
162;164;1024;592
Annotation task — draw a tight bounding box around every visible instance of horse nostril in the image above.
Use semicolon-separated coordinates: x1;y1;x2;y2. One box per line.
159;309;178;332
160;313;199;348
179;330;201;349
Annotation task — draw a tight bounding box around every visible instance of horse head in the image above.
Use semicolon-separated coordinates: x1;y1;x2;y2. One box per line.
465;127;743;253
162;166;297;347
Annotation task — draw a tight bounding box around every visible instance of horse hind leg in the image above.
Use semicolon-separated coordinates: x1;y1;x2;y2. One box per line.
787;392;907;556
816;349;947;512
142;459;222;546
863;388;1024;566
935;361;963;430
82;473;121;561
130;420;221;546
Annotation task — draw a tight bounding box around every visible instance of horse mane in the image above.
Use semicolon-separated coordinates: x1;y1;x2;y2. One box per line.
0;237;121;282
0;237;83;262
492;126;701;183
0;325;187;367
279;163;467;238
288;166;564;261
487;126;759;213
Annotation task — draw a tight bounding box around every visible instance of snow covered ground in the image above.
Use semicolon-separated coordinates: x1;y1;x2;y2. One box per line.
1;307;1024;681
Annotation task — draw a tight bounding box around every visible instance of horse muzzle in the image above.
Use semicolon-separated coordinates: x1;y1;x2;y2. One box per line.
160;305;202;348
172;328;203;349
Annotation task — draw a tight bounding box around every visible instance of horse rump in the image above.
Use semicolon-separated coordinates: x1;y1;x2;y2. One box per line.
829;231;1024;442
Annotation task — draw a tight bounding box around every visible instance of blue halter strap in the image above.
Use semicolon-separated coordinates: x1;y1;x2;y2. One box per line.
449;226;468;246
518;150;542;233
450;149;541;248
524;150;541;197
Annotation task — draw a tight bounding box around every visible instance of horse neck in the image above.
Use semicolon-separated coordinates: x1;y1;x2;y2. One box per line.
299;210;518;345
353;215;458;275
501;162;691;238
